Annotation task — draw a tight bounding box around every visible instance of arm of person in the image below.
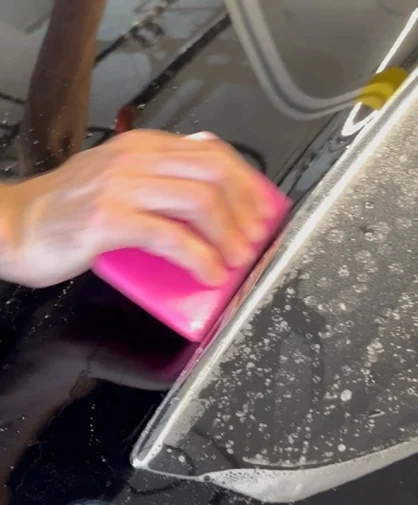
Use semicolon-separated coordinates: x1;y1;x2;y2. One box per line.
19;0;107;177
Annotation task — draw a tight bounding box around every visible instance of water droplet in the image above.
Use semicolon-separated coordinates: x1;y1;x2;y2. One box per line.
304;296;317;307
340;389;352;402
327;229;345;243
369;409;385;418
338;265;350;278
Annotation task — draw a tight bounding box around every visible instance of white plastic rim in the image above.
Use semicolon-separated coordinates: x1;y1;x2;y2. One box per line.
224;0;417;119
224;0;362;118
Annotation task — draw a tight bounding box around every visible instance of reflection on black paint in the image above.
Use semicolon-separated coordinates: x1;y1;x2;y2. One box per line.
0;273;196;505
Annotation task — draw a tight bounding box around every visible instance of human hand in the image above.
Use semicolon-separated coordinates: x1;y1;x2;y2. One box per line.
0;130;274;288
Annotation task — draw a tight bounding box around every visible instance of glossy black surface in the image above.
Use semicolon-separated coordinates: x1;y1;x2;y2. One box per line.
1;1;418;504
0;273;194;503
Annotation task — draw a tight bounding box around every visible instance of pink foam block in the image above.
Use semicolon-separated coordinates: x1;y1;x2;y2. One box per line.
93;176;290;343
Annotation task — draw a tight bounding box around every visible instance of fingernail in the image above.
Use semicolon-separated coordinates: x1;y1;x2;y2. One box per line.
187;131;218;141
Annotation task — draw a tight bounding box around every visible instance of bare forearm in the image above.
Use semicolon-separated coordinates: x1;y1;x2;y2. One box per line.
0;184;21;279
19;0;107;176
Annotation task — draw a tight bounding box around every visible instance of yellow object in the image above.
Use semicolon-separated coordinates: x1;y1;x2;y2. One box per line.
357;67;409;110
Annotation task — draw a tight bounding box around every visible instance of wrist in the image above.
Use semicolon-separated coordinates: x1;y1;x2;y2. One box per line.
0;183;25;278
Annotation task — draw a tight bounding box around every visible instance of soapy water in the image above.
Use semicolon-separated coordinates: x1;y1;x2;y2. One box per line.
130;253;418;501
133;436;418;502
131;92;418;503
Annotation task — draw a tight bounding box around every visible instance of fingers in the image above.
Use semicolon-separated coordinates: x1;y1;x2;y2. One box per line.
114;145;272;243
108;130;272;218
99;129;274;280
110;176;254;268
186;133;272;218
142;150;270;241
96;211;227;286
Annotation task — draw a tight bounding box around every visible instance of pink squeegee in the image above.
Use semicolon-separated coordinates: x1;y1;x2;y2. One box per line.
93;176;290;343
93;135;291;343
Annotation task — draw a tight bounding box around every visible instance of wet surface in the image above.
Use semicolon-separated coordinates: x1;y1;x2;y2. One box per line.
0;273;196;505
131;60;418;502
0;0;418;504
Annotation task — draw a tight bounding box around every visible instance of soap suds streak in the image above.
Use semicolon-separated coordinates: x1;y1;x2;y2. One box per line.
133;437;418;503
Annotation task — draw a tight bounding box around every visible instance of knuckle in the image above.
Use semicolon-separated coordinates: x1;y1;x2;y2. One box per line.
217;165;233;187
164;220;184;245
201;245;218;265
152;219;187;252
140;217;161;247
212;138;235;158
198;184;220;213
206;150;234;185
